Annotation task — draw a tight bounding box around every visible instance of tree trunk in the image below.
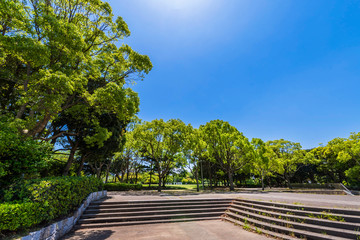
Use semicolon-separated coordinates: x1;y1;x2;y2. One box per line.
200;160;205;190
135;170;138;184
105;163;111;183
228;170;235;191
195;165;199;192
116;174;121;182
285;174;292;189
149;162;153;187
267;176;272;189
157;170;162;192
16;64;30;120
96;167;101;178
27;113;52;137
76;154;87;176
126;161;130;183
162;175;166;188
261;174;265;191
63;142;78;176
195;173;200;192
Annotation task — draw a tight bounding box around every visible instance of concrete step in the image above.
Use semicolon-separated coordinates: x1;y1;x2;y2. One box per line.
79;211;225;224
234;200;360;223
88;200;234;209
225;211;349;240
91;198;234;205
236;199;360;216
231;202;360;231
85;203;231;214
227;207;360;239
82;207;228;218
222;217;299;240
76;217;220;229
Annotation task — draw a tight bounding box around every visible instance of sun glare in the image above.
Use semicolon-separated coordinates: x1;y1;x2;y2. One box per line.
147;0;213;16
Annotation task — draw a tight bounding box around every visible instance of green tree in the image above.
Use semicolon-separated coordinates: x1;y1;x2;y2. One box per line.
132;119;187;192
312;133;360;186
0;0;152;139
337;133;360;182
266;139;310;188
251;138;272;191
200;120;252;191
183;127;207;192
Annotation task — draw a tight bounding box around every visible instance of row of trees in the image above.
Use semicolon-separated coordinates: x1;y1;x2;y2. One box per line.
105;119;360;192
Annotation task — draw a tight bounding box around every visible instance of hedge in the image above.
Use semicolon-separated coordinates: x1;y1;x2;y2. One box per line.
0;202;45;231
104;183;142;191
0;176;103;232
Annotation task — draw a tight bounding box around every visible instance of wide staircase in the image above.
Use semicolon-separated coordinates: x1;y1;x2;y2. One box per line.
76;198;232;228
76;198;360;239
223;198;360;240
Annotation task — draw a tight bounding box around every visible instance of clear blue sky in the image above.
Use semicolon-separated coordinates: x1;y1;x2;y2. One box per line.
106;0;360;149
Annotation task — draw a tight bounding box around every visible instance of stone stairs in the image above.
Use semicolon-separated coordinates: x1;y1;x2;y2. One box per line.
223;199;360;240
75;197;360;239
76;198;233;229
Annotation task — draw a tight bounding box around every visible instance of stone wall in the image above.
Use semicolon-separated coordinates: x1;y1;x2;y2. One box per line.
21;190;107;240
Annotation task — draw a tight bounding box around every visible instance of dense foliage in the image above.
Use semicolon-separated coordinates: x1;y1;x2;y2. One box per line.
104;182;142;191
0;117;52;189
0;0;152;186
0;176;103;232
107;120;360;191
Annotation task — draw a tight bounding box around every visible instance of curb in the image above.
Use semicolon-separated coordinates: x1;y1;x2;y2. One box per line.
20;190;107;240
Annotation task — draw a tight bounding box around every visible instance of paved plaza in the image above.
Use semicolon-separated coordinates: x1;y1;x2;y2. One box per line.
62;192;359;240
63;220;272;240
104;191;360;209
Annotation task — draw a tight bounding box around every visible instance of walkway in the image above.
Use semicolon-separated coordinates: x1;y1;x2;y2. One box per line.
105;191;360;209
63;220;271;240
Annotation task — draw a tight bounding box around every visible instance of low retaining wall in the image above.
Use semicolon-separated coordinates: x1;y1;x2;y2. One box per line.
21;190;107;240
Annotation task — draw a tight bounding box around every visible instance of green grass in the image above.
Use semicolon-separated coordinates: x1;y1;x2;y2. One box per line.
307;212;345;222
142;184;199;190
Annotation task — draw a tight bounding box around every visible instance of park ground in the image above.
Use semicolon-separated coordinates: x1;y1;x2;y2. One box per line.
62;191;360;240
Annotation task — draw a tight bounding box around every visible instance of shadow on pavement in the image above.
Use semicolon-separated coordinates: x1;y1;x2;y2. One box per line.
63;229;114;240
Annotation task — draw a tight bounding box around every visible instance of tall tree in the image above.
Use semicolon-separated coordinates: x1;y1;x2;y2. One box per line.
251;138;272;191
183;127;207;192
0;0;152;138
266;139;310;188
132;119;187;192
312;133;360;185
200;120;252;191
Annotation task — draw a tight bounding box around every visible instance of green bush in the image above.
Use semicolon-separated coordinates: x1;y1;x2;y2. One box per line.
0;117;53;189
0;176;103;232
181;178;196;184
104;182;142;191
345;166;360;186
0;202;45;231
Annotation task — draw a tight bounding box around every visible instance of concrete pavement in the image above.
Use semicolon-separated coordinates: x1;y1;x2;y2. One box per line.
62;220;272;240
105;191;360;209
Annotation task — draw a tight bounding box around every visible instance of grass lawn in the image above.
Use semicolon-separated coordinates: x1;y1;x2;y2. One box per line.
142;184;199;190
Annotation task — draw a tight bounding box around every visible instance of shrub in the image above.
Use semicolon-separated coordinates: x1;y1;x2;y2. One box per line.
181;178;196;184
0;176;103;232
0;118;53;189
0;202;45;231
104;183;142;191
